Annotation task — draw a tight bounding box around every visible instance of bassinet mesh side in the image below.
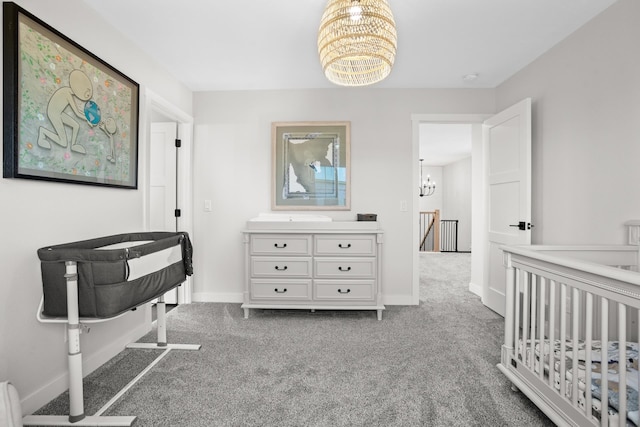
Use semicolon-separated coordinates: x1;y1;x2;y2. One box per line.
94;261;186;317
38;232;192;318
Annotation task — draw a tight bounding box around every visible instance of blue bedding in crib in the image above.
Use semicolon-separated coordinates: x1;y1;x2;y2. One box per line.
519;340;639;426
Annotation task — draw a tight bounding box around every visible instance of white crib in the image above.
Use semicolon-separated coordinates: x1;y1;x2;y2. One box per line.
499;243;640;426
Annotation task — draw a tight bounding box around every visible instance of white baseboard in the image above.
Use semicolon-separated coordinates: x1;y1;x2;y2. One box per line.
192;292;243;303
21;320;151;415
468;281;482;297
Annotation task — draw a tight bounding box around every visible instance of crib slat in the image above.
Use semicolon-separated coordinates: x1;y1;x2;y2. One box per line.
549;280;556;389
618;303;627;427
560;283;567;399
515;269;522;361
601;297;609;427
571;287;580;407
585;292;593;420
530;274;538;371
523;272;531;367
538;277;546;381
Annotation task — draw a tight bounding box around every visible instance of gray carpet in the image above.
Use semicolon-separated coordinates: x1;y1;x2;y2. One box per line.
34;253;553;426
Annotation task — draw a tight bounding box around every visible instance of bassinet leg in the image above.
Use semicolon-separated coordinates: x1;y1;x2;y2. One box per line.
23;261;136;426
157;295;167;347
126;291;200;351
65;261;84;423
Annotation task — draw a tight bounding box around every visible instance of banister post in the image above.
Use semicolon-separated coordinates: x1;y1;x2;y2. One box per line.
434;209;440;253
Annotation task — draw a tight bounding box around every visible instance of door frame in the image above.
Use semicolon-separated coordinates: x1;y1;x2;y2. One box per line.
411;113;491;304
140;87;194;303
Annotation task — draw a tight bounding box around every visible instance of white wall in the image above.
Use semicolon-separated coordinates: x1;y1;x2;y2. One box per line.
0;0;192;413
496;0;640;245
443;157;472;252
192;89;495;305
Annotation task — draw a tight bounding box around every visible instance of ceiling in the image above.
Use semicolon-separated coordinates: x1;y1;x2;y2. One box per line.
80;0;617;92
420;124;472;166
79;0;616;166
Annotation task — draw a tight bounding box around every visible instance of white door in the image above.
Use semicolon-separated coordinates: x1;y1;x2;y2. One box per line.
150;122;178;304
482;99;532;316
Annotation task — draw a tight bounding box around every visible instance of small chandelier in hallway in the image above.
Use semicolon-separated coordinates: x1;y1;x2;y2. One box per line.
317;0;397;87
419;159;435;197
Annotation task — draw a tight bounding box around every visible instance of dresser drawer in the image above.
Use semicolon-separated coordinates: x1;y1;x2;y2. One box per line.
314;235;376;256
314;258;375;279
250;279;312;301
251;234;312;256
314;280;375;302
251;257;312;277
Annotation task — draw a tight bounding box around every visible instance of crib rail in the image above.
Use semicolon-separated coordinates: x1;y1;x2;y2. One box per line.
499;245;640;427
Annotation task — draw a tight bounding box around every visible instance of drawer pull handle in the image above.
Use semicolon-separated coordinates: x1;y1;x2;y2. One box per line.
337;288;351;294
274;288;287;293
338;243;351;249
338;266;352;272
274;266;288;271
274;243;287;248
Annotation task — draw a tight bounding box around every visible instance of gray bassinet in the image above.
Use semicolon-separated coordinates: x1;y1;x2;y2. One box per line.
37;231;193;318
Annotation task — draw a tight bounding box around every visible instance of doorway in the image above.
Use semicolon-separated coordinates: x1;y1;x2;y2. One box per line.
412;100;532;312
419;123;473;253
411;114;490;304
143;89;194;306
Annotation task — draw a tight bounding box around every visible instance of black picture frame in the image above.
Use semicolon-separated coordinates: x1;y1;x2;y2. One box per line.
3;2;139;188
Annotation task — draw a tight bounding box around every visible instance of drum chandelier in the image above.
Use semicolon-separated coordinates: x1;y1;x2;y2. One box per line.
317;0;397;87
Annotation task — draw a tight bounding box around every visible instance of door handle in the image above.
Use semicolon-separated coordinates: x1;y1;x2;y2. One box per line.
509;221;533;231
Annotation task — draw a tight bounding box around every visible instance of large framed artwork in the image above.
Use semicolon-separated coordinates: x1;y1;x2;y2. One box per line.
272;121;350;210
2;2;139;188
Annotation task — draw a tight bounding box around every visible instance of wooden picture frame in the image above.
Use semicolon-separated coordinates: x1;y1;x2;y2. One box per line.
2;2;139;188
272;121;350;210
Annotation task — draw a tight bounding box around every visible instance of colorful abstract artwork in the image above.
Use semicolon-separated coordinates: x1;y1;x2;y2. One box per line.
3;2;139;188
272;122;350;210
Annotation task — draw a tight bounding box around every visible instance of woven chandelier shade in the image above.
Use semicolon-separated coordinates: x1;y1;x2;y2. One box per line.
318;0;397;87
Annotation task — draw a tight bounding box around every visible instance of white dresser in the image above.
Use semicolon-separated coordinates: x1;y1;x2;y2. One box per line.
242;221;384;320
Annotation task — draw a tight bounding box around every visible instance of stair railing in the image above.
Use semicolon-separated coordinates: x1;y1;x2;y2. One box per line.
419;209;440;252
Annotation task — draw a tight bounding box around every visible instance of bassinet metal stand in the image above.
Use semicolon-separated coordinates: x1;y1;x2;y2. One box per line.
23;261;201;426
